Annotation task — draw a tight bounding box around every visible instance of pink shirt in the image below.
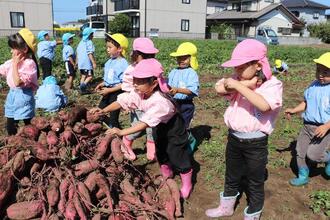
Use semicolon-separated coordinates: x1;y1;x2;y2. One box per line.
223;76;283;135
0;58;38;91
117;90;176;127
121;64;135;92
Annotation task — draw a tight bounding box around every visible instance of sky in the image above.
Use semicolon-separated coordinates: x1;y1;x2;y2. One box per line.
53;0;330;24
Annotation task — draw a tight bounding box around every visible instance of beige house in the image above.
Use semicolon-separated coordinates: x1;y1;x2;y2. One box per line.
87;0;207;39
0;0;53;37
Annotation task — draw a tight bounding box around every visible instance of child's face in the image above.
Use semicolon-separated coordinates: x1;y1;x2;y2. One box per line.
234;61;260;80
106;41;122;58
177;55;190;68
133;77;158;98
11;47;28;57
316;64;330;84
44;34;50;41
68;38;73;45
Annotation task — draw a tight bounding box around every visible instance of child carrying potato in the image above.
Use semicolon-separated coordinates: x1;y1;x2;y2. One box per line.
0;28;39;135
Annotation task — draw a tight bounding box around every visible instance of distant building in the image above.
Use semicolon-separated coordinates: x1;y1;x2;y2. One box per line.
282;0;330;36
0;0;53;37
61;21;83;28
86;0;207;39
207;0;304;37
207;0;227;15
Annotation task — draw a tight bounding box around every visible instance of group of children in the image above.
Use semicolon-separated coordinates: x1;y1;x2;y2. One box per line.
0;27;329;220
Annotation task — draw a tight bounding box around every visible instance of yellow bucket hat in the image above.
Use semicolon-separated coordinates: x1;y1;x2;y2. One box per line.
18;28;37;53
314;52;330;69
275;59;282;69
170;42;198;70
105;33;128;57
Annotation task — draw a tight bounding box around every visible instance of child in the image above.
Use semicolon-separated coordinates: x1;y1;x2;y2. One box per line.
35;76;67;112
94;33;128;128
90;58;193;199
62;32;76;90
76;27;96;94
0;28;39;135
120;37;159;161
168;42;200;152
37;30;62;79
273;59;288;75
285;52;330;186
205;39;283;220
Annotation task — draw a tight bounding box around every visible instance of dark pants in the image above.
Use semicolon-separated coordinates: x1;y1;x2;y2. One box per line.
39;57;52;79
98;90;123;128
224;132;268;213
152;113;192;173
175;99;195;129
7;118;31;135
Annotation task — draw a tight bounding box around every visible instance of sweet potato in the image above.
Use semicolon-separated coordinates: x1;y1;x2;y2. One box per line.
77;182;92;211
20;176;31;187
19;124;40;141
3;151;25;176
166;179;182;217
85;123;102;136
58;178;69;214
74;192;87;220
6;200;44;219
120;178;136;196
60;128;75;146
86;111;100;123
0;170;13;210
74;159;99;177
73;122;85;134
50;117;64;133
30;162;42;177
95;134;113;159
47;178;60;207
38;131;48;145
31;143;55;161
92;213;102;220
67;106;87;126
158;182;175;220
111;137;123;163
65;200;77;220
31;116;49;130
84;171;98;192
47;131;59;146
95;174;113;212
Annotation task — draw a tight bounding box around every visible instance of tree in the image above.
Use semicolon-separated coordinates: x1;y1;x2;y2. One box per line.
109;14;131;36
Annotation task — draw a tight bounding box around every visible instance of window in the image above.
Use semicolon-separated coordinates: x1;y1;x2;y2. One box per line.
215;6;224;13
10;12;25;28
292;11;300;17
313;12;319;19
181;19;189;31
278;27;291;35
264;0;274;2
231;3;241;11
182;0;190;4
241;1;252;12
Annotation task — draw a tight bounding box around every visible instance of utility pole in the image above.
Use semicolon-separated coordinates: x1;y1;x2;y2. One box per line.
144;0;147;37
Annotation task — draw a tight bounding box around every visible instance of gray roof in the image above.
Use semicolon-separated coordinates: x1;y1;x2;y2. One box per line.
282;0;330;9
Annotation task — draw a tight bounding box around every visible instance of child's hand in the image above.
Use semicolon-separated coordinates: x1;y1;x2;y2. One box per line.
97;88;110;96
169;87;178;95
224;78;239;90
12;50;24;65
89;107;102;115
284;108;295;120
106;127;123;136
95;84;103;92
314;125;329;138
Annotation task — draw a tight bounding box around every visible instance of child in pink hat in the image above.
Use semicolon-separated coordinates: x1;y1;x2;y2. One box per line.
90;58;193;200
120;37;159;161
205;39;283;220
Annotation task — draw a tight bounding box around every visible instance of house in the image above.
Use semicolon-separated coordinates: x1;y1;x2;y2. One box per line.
61;21;83;29
281;0;330;36
207;0;227;15
207;0;305;38
0;0;53;37
86;0;207;39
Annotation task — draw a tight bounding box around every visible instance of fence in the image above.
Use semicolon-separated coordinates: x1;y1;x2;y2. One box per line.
0;29;53;38
277;36;322;45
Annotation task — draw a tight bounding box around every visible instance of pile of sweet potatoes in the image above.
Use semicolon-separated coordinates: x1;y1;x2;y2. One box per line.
0;105;182;219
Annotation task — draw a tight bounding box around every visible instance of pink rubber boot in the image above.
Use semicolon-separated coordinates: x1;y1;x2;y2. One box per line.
244;207;262;220
121;136;136;160
146;140;156;160
160;163;173;179
205;192;239;218
180;169;193;199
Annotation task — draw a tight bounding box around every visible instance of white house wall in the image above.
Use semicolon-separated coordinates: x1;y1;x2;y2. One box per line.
0;0;53;37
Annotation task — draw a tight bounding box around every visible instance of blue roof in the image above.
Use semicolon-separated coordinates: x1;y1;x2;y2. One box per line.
282;0;330;9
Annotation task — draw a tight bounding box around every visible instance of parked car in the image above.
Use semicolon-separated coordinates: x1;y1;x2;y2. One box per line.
237;27;279;45
80;21;106;38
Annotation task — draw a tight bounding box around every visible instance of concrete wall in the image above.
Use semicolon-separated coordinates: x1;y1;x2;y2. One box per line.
278;36;322;45
0;0;53;37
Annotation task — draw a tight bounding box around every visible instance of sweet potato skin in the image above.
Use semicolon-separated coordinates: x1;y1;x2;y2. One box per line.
111;137;123;163
6;200;44;220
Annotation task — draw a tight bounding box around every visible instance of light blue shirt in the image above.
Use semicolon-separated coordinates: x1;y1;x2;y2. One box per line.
35;84;67;112
103;57;128;87
303;80;330;124
62;45;75;62
273;62;289;74
168;67;199;100
37;40;57;61
76;40;95;70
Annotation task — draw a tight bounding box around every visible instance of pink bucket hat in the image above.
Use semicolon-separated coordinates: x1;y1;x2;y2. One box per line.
222;39;272;80
133;38;159;54
131;58;169;93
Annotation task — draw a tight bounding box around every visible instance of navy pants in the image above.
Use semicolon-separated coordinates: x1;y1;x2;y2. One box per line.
175;99;195;129
99;90;123;128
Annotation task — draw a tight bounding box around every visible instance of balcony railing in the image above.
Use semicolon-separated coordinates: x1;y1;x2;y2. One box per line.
114;0;139;11
86;5;103;16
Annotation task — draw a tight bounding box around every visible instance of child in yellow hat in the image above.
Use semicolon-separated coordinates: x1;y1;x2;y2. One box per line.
273;59;288;75
168;42;200;152
94;33;129;128
285;52;330;186
0;28;39;135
